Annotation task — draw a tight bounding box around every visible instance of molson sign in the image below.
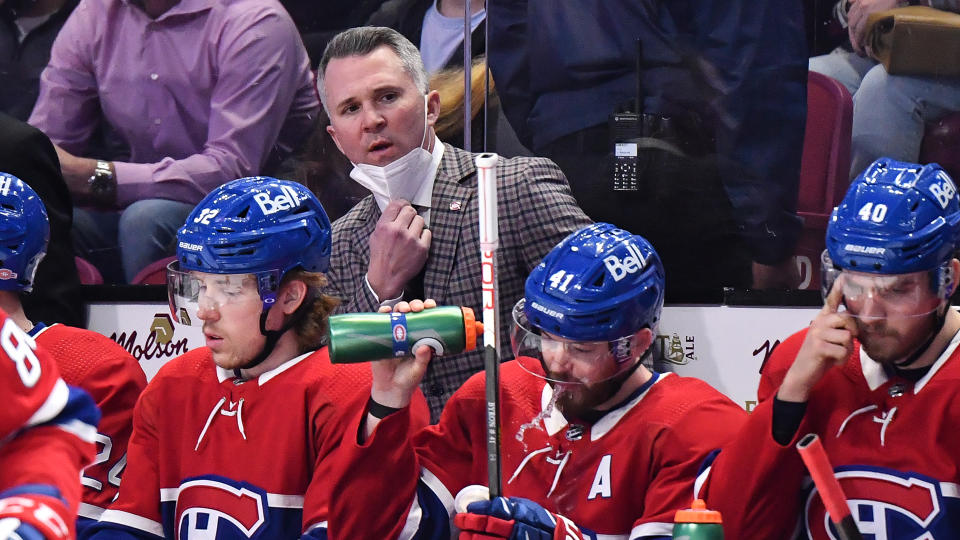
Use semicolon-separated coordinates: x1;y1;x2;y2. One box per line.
87;303;205;381
86;301;822;401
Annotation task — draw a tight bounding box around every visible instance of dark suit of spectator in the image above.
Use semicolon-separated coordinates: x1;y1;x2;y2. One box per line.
0;0;78;121
488;0;808;299
0;112;82;327
280;0;386;65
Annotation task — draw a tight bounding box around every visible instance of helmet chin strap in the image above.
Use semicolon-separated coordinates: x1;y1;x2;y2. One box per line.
233;289;316;378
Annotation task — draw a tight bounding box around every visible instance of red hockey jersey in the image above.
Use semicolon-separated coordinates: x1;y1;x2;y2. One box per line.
87;346;404;539
706;327;960;539
330;359;747;539
0;311;99;540
33;323;147;531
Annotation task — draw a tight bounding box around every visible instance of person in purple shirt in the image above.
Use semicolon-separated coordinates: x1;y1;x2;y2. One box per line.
28;0;319;283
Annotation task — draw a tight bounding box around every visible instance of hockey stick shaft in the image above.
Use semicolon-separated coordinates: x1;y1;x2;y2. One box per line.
797;433;863;540
476;153;502;498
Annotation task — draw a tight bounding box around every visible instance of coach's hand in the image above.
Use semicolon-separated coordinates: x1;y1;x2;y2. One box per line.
778;277;857;403
367;199;431;301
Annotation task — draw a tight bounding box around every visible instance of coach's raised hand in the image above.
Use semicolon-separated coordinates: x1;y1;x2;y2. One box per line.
366;199;431;301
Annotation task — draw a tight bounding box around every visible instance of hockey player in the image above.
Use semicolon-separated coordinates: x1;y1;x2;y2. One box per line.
702;159;960;538
0;172;147;536
329;222;748;539
84;177;429;539
0;305;100;540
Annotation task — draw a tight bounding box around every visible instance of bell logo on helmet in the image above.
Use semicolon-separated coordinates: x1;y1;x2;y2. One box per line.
253;185;303;216
602;242;648;282
928;175;957;210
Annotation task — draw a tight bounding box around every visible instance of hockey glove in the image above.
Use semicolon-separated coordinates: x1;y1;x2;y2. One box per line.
0;492;72;540
455;496;584;540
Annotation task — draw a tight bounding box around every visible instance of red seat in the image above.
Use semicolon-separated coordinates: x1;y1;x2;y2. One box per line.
74;256;103;285
793;71;854;290
130;256;176;285
920;112;960;181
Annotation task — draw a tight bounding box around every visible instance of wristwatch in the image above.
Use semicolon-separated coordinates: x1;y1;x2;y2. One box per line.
88;160;116;206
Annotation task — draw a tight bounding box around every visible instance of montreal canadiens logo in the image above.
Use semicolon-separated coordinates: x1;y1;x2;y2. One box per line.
804;467;958;539
393;324;407;342
174;478;267;538
0;268;18;280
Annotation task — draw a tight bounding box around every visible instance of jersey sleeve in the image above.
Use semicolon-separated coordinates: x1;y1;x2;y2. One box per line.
698;398;807;539
699;328;812;539
757;328;807;402
327;390;443;540
300;369;413;539
629;393;747;539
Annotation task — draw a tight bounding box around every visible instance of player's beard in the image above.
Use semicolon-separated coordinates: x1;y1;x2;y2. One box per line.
856;311;939;367
550;371;628;421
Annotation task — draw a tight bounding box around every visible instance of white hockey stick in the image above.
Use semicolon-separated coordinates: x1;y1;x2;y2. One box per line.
476;152;502;498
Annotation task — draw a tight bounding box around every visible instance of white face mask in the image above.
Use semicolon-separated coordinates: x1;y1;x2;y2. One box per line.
350;95;434;210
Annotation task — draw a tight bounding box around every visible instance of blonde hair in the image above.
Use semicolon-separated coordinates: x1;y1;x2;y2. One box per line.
430;57;496;141
282;269;340;352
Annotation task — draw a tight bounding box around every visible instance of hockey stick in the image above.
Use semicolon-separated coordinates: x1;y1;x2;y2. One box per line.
476;153;502;498
796;433;863;540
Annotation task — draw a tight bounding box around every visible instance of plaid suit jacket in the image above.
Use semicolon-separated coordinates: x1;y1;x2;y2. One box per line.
325;144;591;419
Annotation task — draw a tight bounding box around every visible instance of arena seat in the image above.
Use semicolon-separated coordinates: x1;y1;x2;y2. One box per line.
792;71;853;291
75;256;104;285
130;256;176;285
920;112;960;181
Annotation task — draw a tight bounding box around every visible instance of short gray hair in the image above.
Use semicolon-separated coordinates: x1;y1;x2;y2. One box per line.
317;27;429;114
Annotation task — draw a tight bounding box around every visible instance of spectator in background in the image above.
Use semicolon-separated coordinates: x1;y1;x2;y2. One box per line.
29;0;319;283
290;111;372;223
279;0;386;66
0;112;83;327
0;0;77;121
367;0;532;156
487;0;808;299
317;27;591;419
810;0;960;178
367;0;485;74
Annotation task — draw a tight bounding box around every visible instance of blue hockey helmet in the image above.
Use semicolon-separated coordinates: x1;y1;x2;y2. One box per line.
170;177;331;321
521;222;665;342
826;158;960;276
0;173;49;293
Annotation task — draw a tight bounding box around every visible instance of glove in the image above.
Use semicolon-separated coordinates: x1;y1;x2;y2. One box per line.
454;496;583;540
0;494;71;540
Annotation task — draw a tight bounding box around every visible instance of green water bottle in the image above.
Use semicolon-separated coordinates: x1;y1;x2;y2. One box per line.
327;306;483;363
672;499;724;540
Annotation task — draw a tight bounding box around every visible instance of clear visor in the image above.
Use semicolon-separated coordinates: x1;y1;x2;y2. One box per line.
510;300;637;386
820;251;944;321
167;262;263;326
